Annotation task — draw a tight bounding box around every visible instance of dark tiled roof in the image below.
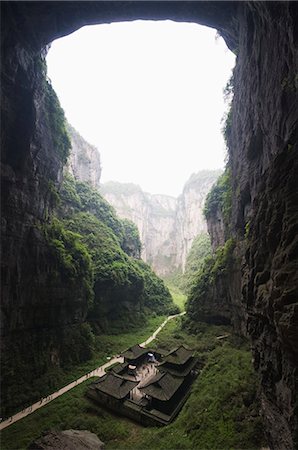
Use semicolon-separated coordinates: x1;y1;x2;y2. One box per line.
159;345;193;366
138;372;183;401
94;373;138;399
159;356;199;377
121;344;148;360
111;362;128;375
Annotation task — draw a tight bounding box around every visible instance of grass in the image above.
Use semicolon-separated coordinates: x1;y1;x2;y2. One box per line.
59;314;167;385
1;317;265;450
166;283;187;312
2;315;166;420
0;380;134;450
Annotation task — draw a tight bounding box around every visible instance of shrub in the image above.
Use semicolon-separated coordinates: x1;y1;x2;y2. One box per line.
186;239;235;319
44;80;71;165
43;217;93;304
204;168;232;222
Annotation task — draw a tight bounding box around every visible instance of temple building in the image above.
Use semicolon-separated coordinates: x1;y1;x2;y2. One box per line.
87;344;200;426
121;344;150;365
138;371;185;415
90;372;139;406
158;345;199;378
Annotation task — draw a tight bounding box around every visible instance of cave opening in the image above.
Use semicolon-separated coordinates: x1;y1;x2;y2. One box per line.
2;3;297;447
44;20;235;279
46;20;235;198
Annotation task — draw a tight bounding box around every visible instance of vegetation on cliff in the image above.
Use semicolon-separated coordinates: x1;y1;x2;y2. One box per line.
44;217;94;306
164;233;212;311
186;93;235;327
44;80;71;164
186;238;235;323
2;174;177;418
121;218;142;258
182;233;212;292
54;175;178;332
203;168;232;223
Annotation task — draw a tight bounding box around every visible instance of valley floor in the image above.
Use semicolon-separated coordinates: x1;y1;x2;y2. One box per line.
0;313;184;431
1;316;266;450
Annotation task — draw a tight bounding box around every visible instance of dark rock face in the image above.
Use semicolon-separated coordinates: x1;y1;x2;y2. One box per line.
1;1;297;447
244;147;298;449
229;3;298;448
29;429;104;450
207;206;226;251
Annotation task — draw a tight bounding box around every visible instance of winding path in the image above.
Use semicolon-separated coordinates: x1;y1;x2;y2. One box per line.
0;312;185;431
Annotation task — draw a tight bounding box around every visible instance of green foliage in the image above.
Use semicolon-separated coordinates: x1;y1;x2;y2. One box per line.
244;220;250;239
60;173;82;207
222;107;233;148
204;168;232;222
135;260;179;315
222;72;234;150
58;176;177;330
62;211;144;330
43;217;93;304
43;80;71;164
1;319;264;450
211;238;235;276
186;239;235;320
1;314;166;420
47;180;61;207
3;171;177;416
121;218;142;258
165;283;187;312
60;323;96;366
163;268;184;290
176;346;263;450
182;233;212;293
74;180;124;241
64;211;126;278
164;234;212;304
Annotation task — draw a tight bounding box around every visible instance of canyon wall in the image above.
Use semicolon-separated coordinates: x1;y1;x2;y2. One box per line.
66;123;102;189
230;4;298;447
101;171;220;276
1;2;297;447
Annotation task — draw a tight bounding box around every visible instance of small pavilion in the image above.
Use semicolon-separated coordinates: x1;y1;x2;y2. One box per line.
121;344;149;365
138;371;185;414
158;345;199;377
91;372;139;404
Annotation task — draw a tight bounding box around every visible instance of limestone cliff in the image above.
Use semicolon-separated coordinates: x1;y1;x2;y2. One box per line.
175;171;222;271
1;2;297;447
66;123;101;189
101;171;220;276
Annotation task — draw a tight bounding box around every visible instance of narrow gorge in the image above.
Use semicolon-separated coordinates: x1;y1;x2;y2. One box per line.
64;123;217;280
101;171;220;276
1;2;297;449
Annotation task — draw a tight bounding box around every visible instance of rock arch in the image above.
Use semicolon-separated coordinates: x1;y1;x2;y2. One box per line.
1;2;297;448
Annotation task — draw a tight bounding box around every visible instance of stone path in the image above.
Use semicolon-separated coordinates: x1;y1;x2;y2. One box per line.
0;311;185;430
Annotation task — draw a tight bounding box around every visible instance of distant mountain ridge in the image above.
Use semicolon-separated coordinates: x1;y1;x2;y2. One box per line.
101;171;221;276
66;124;221;276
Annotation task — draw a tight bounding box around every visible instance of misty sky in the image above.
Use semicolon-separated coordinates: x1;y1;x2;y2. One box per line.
47;20;235;197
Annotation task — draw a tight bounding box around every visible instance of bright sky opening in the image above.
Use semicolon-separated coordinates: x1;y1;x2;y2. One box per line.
47;20;235;197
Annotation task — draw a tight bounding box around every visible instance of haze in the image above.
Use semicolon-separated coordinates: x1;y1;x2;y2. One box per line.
47;20;235;197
